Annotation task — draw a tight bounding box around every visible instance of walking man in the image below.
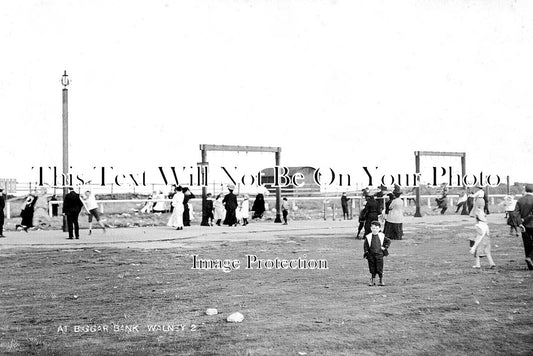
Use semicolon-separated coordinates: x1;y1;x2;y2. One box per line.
515;184;533;270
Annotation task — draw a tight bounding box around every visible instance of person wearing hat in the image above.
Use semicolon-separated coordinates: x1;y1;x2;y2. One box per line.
433;183;448;215
360;194;381;237
514;184;533;270
223;184;238;226
252;193;266;220
62;187;84;239
17;193;37;232
469;211;496;269
167;186;184;230
356;188;370;239
341;192;351;220
182;187;195;227
0;188;5;237
383;190;404;240
469;185;485;217
375;184;388;215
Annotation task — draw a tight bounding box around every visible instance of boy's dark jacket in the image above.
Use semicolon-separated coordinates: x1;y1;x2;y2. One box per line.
363;232;391;258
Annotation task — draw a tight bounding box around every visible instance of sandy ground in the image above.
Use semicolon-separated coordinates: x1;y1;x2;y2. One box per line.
1;213;531;355
0;214;478;250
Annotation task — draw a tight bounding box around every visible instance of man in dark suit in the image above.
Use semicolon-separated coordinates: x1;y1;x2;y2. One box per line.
0;188;5;238
63;187;84;239
515;184;533;270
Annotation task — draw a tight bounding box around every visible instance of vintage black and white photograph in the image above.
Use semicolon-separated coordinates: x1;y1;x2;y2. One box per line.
1;1;532;355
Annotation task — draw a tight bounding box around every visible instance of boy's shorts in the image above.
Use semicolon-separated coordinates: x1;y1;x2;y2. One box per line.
88;208;101;222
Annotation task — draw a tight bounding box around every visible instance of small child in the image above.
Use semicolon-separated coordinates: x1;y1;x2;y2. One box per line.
241;195;250;226
500;195;520;236
469;212;496;269
282;197;289;225
363;221;391;286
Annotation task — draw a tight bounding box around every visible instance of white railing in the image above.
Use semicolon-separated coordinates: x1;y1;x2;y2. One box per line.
4;194;521;219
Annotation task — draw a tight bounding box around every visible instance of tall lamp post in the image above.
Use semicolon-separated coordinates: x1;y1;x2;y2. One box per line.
61;71;69;232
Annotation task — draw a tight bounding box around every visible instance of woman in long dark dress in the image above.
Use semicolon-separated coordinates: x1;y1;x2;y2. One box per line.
182;187;195;227
17;194;37;232
361;195;380;236
252;193;265;219
223;185;238;226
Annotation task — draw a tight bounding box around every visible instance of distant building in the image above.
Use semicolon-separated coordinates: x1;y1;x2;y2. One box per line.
260;166;320;196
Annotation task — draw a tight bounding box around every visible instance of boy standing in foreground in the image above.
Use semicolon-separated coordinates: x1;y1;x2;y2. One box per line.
363;221;391;286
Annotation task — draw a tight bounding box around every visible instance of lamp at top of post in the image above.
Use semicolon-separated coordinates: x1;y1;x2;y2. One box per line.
61;70;69;87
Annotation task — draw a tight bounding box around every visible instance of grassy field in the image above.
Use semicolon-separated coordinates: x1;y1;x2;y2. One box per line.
0;216;532;355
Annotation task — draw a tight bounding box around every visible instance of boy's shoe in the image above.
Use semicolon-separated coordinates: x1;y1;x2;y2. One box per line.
489;265;496;269
378;280;385;286
472;265;481;269
368;278;375;286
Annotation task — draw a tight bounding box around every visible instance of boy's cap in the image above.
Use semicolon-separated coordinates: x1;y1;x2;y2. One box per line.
370;220;381;227
227;183;235;190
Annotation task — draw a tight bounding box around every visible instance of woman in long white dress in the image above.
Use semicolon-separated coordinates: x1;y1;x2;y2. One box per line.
213;193;225;226
167;187;184;230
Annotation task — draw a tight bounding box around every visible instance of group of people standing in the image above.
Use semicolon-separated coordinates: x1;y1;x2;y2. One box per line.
167;184;269;230
356;184;404;241
167;186;195;230
458;185;490;216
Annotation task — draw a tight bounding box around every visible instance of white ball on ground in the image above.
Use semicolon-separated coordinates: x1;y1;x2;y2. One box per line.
227;312;244;323
205;308;218;316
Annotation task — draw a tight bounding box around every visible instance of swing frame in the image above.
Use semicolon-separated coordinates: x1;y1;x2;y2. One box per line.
414;151;466;217
199;144;283;225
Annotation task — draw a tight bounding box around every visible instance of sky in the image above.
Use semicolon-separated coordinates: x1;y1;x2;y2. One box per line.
1;0;532;190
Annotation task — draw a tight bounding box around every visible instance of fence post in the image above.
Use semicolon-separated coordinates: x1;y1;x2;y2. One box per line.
427;197;431;208
7;202;11;219
332;203;336;221
49;201;53;217
323;201;327;221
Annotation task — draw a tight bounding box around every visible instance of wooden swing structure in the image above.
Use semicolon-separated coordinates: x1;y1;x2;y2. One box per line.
199;144;283;225
414;151;466;217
